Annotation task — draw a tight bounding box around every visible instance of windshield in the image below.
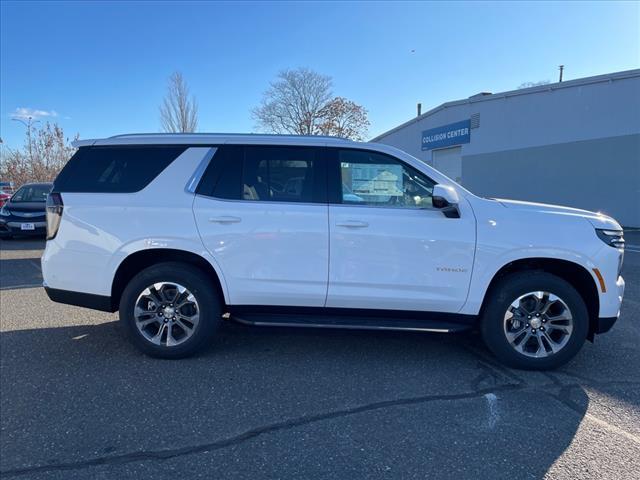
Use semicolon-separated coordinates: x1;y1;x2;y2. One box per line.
10;185;51;203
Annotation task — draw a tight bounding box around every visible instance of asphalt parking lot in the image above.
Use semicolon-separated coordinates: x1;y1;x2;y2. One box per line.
1;235;639;479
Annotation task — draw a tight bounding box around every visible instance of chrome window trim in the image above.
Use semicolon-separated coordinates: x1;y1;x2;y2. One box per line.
193;193;448;213
185;147;218;194
194;193;326;208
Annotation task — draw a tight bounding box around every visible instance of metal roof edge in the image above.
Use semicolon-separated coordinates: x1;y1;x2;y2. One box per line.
371;68;640;142
71;139;96;148
71;133;360;147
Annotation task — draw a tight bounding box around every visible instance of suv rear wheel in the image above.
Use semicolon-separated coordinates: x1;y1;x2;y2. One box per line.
481;271;589;370
119;262;222;358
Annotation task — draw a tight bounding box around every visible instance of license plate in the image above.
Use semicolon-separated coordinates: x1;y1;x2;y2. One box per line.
20;223;35;231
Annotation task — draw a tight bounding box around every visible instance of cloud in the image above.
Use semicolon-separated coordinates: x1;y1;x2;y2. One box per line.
11;107;59;121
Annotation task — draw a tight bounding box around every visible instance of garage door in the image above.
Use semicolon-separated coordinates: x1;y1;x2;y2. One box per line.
432;146;462;184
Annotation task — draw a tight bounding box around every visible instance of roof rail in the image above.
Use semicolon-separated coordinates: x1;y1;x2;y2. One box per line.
108;132;350;141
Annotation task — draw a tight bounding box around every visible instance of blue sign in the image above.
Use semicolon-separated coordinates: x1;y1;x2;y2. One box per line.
421;119;471;150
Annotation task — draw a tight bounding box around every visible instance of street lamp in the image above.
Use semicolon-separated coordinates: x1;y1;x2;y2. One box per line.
11;116;40;162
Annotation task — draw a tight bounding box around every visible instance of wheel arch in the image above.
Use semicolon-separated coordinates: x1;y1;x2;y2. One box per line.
111;248;228;311
480;257;600;340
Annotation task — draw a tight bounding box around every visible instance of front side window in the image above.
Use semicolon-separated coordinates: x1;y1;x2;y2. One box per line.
337;150;435;208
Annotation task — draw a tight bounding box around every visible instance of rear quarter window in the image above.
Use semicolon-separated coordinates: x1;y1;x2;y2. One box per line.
54;146;187;193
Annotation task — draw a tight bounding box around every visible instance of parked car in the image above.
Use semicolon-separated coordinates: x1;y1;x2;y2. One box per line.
0;181;14;208
41;134;625;369
0;190;11;208
0;182;53;238
0;181;14;194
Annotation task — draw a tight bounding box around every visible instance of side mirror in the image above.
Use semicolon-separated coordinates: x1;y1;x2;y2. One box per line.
432;184;460;218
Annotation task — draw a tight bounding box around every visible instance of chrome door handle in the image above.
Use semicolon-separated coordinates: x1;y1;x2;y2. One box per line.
209;216;241;224
336;220;369;228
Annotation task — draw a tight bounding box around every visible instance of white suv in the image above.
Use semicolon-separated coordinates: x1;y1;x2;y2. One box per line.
42;134;625;369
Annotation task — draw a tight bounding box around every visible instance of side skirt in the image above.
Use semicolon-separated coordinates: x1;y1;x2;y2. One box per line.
228;306;477;333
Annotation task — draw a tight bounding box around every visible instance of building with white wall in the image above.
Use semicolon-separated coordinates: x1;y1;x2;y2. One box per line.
372;69;640;227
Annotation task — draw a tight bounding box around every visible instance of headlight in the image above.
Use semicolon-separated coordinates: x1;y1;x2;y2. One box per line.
0;206;10;217
596;229;625;249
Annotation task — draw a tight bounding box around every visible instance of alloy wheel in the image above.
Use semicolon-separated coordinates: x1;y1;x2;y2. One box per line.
503;291;574;358
134;282;200;347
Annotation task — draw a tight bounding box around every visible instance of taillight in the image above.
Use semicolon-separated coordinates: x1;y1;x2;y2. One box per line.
46;192;63;240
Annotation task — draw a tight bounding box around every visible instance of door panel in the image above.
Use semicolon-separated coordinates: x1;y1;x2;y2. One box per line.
194;197;329;306
327;205;475;312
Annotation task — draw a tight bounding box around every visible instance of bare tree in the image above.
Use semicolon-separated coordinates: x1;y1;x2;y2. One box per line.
317;97;370;141
252;68;333;135
0;122;77;186
159;72;198;133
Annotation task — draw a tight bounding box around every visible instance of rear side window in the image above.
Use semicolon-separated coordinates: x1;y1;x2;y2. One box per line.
197;145;326;204
54;146;187;193
242;147;320;203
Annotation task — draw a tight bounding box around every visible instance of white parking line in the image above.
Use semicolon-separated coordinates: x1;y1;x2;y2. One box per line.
584;412;640;445
0;284;42;291
484;393;499;429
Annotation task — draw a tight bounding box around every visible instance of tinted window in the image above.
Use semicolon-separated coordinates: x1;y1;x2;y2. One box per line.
336;149;435;208
200;145;326;204
54;146;187;193
10;184;51;202
201;145;243;200
243;147;320;203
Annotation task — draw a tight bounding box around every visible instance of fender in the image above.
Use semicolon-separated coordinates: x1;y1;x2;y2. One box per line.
107;238;231;305
460;246;600;316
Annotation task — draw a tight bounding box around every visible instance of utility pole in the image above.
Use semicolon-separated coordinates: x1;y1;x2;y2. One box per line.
11;116;40;162
559;65;565;82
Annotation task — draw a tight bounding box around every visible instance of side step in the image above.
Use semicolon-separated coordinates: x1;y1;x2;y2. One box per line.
228;308;476;333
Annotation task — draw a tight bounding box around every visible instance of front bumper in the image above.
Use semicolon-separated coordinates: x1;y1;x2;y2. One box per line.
595;275;624;335
0;219;46;237
595;316;618;334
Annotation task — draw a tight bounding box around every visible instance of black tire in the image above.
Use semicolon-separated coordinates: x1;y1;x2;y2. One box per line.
119;262;222;359
480;271;589;370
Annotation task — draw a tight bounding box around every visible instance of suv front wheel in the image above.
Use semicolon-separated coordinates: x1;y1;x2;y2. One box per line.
481;271;589;370
119;262;222;358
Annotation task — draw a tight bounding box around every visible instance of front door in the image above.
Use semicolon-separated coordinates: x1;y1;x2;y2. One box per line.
326;148;475;313
193;145;329;307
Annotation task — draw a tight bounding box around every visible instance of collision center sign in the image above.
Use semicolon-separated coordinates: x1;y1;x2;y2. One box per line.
421;119;471;150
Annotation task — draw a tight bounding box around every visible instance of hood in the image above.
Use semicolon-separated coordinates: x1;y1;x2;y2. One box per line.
496;198;622;230
5;201;47;214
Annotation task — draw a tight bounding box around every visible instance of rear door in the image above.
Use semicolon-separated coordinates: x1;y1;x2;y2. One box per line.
193;145;329;307
326;148;476;313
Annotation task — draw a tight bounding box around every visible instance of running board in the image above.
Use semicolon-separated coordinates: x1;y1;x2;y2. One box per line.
228;308;475;333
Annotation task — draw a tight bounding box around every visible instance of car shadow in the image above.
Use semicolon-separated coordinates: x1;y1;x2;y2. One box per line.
0;319;596;478
0;238;46;251
0;257;43;289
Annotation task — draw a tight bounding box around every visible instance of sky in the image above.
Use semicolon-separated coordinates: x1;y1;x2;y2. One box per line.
1;0;638;148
